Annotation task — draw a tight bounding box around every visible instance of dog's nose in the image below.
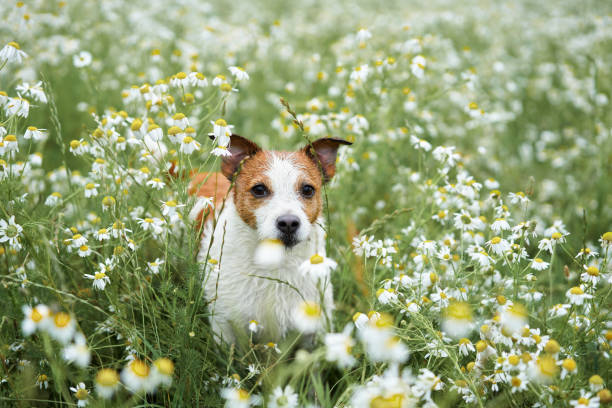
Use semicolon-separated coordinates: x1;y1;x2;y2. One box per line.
276;215;300;235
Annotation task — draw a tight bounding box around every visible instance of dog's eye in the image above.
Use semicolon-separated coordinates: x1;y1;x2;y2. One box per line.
301;184;315;198
251;184;269;198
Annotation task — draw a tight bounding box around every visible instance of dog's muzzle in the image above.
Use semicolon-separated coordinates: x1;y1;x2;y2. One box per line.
276;215;300;247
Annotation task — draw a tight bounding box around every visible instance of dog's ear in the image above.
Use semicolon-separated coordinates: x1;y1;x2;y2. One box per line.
302;137;352;183
219;134;261;180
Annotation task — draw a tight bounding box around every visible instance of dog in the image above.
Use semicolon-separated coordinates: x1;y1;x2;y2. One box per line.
188;134;351;344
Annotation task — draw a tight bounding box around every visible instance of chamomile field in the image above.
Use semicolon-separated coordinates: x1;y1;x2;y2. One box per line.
1;0;612;407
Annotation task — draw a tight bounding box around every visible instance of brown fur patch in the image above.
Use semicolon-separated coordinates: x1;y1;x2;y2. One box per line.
232;151;273;228
293;151;323;223
189;172;231;227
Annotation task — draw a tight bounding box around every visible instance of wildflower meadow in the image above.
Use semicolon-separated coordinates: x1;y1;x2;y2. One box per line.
1;0;612;406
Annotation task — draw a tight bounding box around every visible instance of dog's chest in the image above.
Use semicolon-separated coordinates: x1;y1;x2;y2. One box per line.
198;200;331;339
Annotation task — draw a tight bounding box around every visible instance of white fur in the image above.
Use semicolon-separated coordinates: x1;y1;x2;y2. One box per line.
254;154;312;243
197;154;333;343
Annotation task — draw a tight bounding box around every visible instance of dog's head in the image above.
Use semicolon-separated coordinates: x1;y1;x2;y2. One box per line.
220;134;351;247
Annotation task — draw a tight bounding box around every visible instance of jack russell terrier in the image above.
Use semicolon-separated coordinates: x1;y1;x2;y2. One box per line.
189;134;351;344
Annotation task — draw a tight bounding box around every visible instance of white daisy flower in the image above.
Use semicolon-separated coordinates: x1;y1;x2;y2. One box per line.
248;320;260;333
36;374;49;389
147;177;165;190
292;301;323;334
324;325;356;368
95;368;120;399
63;333;91;368
180;136;200;154
530;258;549;271
228;66;249;81
77;245;92;257
121;359;157;394
93;228;110;241
212;145;232;157
410;55;426;78
0;215;23;249
188;72;208;87
268;385;298;408
566;286;593;305
221;387;261;407
209;118;233;147
442;302;474;339
486;236;511;256
84;271;110;290
84;182;99;198
147;258;164;274
0;41;28;64
152;358;174;388
580;265;600;285
73;51;92;68
137;217;165;235
24;126;47;141
70;382;90;407
21;304;50;336
45;312;77;344
254;238;285;268
298;253;337;281
491;218;511;233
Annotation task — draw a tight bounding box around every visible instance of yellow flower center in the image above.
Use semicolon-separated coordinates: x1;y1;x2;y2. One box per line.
508;303;527;317
491;237;501;244
302;301;321;318
54;312;71;328
578;397;589;405
544;339;560;354
154;358;174;376
183;136;194;144
31;307;43;323
262;238;282;245
237;389;250;400
586;266;599;276
130;359;150;378
562;358;576;371
551;232;562;240
511;377;521;387
310;254;324;264
4;134;17;142
96;368;119;386
602;231;612;242
508;355;520;366
8;41;20;49
165;200;177;207
94;272;106;280
75;388;88;399
370;393;404;408
168;126;182;135
102;196;116;206
570;286;584;295
537;355;558;377
446;301;472;321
